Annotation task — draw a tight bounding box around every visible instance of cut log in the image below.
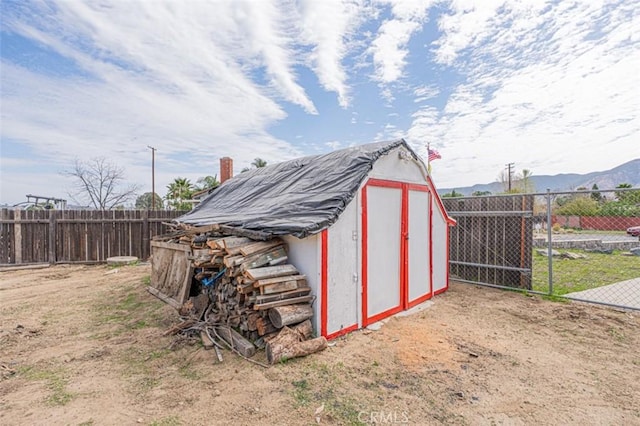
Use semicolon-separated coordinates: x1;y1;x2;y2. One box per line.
245;264;298;281
253;295;313;310
246;313;260;332
268;304;314;328
239;239;284;256
266;329;328;364
214;326;256;358
256;317;278;336
291;319;313;340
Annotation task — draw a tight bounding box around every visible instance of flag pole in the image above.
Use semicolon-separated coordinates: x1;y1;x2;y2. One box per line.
427;142;432;175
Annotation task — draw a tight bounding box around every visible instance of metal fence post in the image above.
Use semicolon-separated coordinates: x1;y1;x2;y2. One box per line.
546;189;553;295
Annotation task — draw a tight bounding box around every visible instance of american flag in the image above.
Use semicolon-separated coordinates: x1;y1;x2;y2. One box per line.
428;147;441;162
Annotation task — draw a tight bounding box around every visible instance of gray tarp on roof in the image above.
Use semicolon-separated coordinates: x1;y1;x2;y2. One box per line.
177;139;422;238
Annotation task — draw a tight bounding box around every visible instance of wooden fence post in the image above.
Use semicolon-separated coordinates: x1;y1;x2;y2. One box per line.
13;208;22;264
142;210;149;261
48;210;57;264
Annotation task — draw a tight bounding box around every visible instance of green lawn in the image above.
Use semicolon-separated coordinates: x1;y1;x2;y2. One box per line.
532;249;640;295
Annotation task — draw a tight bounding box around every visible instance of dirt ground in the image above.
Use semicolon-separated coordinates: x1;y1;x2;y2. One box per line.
1;264;639;426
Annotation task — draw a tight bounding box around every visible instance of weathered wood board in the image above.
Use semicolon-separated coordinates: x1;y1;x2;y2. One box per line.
149;241;193;309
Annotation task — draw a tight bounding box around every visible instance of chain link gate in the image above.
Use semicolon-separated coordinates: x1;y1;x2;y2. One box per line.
443;194;534;290
443;188;640;311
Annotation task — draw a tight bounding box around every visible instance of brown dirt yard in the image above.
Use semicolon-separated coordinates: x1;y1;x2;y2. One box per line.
1;264;639;426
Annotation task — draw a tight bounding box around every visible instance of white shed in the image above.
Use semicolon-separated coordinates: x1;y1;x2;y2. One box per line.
179;139;455;339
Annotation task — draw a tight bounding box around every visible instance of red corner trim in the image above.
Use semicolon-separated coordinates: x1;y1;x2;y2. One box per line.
321;229;328;338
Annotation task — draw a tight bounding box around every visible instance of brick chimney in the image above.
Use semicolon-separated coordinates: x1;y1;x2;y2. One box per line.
220;157;233;183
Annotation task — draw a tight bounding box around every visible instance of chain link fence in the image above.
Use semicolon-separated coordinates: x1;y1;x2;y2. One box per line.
444;188;640;311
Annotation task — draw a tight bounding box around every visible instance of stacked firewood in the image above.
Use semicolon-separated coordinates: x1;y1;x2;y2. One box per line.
160;230;327;365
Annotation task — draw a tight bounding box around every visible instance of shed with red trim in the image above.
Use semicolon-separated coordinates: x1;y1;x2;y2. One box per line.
178;139;455;339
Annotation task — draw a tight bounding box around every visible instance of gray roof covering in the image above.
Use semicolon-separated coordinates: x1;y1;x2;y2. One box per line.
177;139;421;238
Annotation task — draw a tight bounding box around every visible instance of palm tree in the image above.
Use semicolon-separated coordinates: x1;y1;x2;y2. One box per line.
251;158;268;168
166;177;194;210
519;169;535;193
196;175;220;191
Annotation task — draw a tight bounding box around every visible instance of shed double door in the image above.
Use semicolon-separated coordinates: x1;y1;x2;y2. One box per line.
362;179;432;326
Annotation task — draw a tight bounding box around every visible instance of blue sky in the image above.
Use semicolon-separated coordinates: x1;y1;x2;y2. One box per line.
1;0;638;206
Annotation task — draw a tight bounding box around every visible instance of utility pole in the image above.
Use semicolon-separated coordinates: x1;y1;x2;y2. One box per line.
505;162;514;192
147;146;157;210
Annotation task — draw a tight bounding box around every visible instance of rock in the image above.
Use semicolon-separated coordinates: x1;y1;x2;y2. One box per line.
630;247;640;256
584;248;613;254
106;256;139;265
560;252;587;260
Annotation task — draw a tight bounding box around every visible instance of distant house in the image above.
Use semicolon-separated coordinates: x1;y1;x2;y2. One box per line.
178;139;455;339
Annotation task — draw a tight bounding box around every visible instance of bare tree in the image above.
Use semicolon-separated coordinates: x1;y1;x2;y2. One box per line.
64;157;140;209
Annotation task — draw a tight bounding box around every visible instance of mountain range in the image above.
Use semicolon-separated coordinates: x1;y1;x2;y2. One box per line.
439;159;640;195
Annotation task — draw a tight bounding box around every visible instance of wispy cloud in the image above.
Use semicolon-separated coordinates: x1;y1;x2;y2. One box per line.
408;0;640;187
298;0;368;108
369;0;435;83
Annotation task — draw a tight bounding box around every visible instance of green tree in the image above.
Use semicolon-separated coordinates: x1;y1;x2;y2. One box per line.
590;184;603;202
166;177;194;210
555;197;599;216
135;192;163;209
615;183;640;205
442;189;463;198
472;191;492;196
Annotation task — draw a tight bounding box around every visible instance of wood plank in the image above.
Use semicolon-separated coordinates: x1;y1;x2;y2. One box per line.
151;240;192;252
200;330;215;349
253;295;313;310
223;255;244;268
253;288;311;304
214;326;256;358
182;224;220;235
245;264;298;281
239;246;287;271
147;286;181;310
220;236;253;249
254;274;306;287
261;280;300;295
239;239;284;256
218;225;272;241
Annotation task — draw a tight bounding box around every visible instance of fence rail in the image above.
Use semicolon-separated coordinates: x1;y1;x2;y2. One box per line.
0;209;185;265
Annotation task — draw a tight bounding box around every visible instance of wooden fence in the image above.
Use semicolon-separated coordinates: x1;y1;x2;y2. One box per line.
443;195;534;289
0;209;185;266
